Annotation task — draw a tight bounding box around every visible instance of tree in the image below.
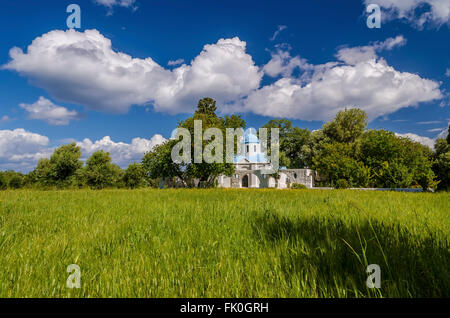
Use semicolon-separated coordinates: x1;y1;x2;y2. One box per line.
283;127;311;168
222;115;246;129
49;143;83;184
0;173;6;190
447;124;450;145
323;108;368;143
433;137;450;191
358;130;436;189
31;143;82;187
312;142;370;187
8;174;23;189
177;98;236;186
262;119;312;168
84;151;122;189
33;158;55;187
123;163;146;189
142;140;187;187
195;98;217;117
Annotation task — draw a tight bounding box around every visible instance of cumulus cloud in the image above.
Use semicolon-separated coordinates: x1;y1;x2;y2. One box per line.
364;0;450;28
336;35;407;65
2;30;443;122
77;134;166;167
0;129;52;171
263;45;312;77
19;97;81;126
231;36;442;121
0;127;166;172
3;29;262;115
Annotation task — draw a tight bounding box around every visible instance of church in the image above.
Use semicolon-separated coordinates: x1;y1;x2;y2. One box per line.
217;131;315;189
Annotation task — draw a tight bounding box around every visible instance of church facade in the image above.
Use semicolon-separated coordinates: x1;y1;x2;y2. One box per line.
217;132;315;189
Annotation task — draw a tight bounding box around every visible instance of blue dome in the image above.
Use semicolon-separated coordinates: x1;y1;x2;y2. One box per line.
244;133;259;144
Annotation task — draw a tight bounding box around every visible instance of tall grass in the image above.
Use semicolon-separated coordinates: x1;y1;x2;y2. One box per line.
0;189;448;298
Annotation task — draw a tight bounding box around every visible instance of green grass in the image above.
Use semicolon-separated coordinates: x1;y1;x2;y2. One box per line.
0;189;448;298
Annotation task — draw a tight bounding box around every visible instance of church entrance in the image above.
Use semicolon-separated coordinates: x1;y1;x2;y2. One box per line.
242;175;249;188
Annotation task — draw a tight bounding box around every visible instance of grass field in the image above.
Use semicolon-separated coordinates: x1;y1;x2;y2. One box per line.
0;189;448;298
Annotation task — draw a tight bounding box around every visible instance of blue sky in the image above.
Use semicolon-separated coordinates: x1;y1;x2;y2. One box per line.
0;0;449;171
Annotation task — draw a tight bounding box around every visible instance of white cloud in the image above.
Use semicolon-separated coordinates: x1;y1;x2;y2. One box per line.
2;31;443;123
77;134;166;167
336;35;407;65
95;0;136;7
19;97;81;126
364;0;450;28
233;36;442;121
0;129;52;171
417;120;442;124
0;127;166;172
427;127;445;132
270;25;287;41
3;29;262;115
95;0;137;11
395;132;436;148
0;115;11;124
263;45;312;77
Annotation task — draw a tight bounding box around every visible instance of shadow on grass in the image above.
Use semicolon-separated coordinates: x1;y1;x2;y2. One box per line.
252;211;449;297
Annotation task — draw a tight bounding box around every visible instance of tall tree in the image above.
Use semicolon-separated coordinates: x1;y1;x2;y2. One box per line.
323;108;368;143
84;151;122;189
49;143;83;183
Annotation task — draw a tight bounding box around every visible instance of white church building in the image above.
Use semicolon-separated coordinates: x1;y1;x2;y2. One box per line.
217;131;315;189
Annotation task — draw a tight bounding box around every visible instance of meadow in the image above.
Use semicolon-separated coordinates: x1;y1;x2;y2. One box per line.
0;189;448;298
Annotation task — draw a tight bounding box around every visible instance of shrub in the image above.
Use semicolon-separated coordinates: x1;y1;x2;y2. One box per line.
335;179;350;189
0;174;6;190
291;183;307;189
8;175;23;189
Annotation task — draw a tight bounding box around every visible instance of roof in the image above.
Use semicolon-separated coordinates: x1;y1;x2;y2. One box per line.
233;153;269;164
244;133;259;144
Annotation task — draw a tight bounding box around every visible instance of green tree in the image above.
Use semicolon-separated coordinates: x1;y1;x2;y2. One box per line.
433;137;450;191
312;142;370;187
142;140;187;187
323;108;368;143
178;98;236;186
8;174;23;189
195;97;217;117
31;143;82;187
49;143;83;184
123;163;146;189
283;127;312;168
358;130;436;189
0;173;6;190
84;151;122;189
222;115;246;129
33;158;55;187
